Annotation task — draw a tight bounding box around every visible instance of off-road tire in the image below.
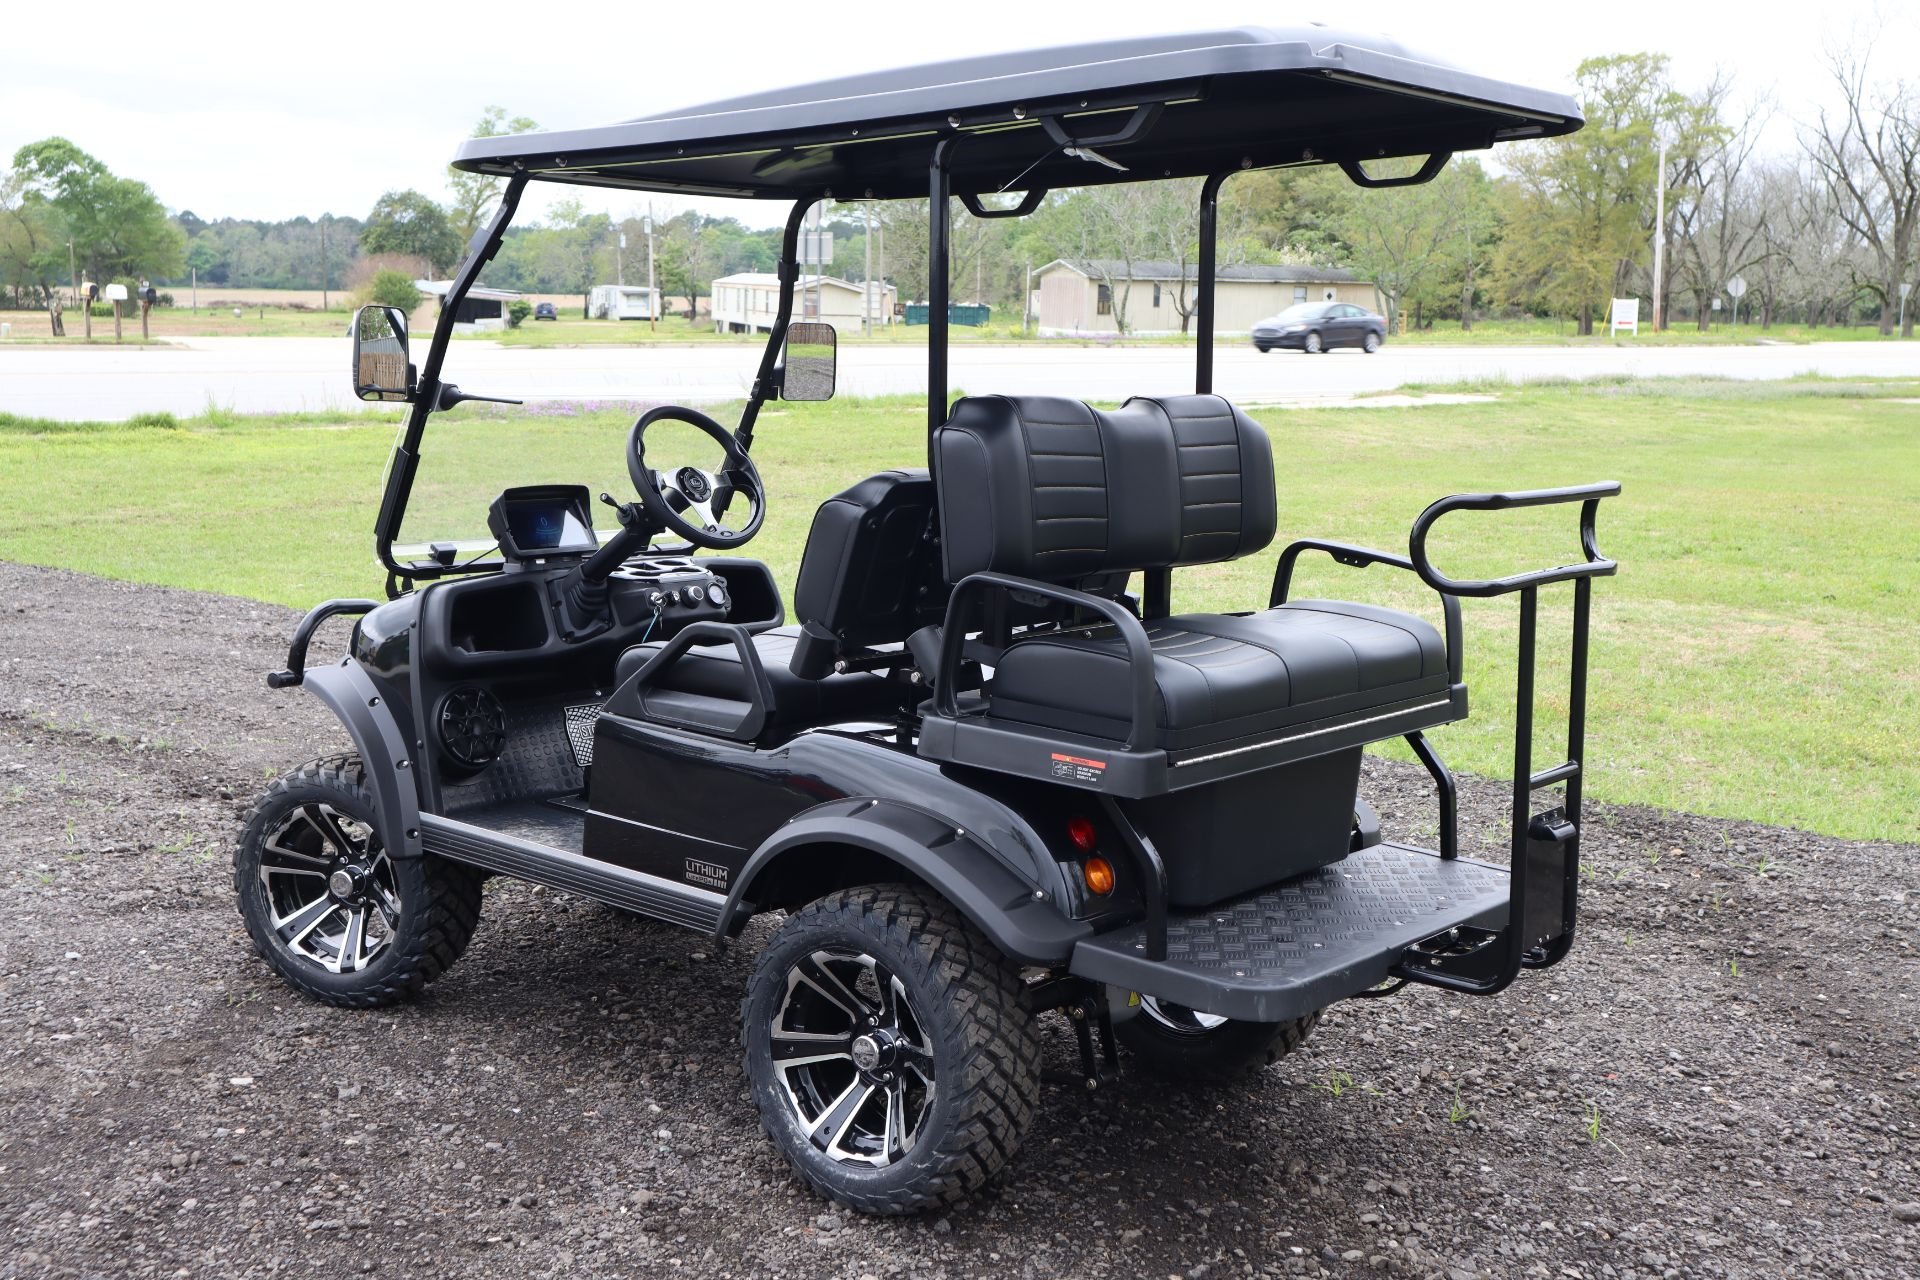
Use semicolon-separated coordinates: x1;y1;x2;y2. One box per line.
742;885;1043;1215
1116;1004;1320;1083
234;754;483;1008
1303;331;1324;354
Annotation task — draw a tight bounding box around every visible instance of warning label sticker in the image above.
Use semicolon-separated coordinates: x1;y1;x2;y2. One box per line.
1049;753;1108;785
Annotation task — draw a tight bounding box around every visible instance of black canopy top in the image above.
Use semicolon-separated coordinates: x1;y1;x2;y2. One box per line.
451;25;1582;200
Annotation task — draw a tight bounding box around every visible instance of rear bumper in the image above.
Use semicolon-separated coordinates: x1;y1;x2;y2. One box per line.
1068;844;1509;1022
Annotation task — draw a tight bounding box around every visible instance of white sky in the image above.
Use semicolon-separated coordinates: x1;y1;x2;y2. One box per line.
4;0;1914;229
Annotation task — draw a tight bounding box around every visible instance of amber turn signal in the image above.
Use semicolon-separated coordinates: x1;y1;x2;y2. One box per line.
1082;856;1116;896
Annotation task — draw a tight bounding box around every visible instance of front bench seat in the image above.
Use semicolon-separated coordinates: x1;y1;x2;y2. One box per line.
607;471;946;740
932;393;1455;752
608;626;897;737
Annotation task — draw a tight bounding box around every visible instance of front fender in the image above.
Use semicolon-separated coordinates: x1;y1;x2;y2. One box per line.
719;797;1090;967
299;659;425;860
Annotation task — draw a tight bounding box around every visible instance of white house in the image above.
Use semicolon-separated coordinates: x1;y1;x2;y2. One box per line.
1032;260;1382;337
711;273;898;334
414;279;521;333
588;285;661;321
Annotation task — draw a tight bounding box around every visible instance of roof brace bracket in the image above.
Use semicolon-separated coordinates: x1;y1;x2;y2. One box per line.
1039;102;1164;152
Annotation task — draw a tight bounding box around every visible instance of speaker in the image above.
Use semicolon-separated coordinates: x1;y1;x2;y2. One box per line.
437;687;507;772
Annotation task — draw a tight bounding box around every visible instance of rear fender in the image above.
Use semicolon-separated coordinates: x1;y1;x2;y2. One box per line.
719;798;1089;967
298;659;425;859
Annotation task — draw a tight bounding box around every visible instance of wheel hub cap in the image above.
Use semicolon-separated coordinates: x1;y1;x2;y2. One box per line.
328;868;360;898
850;1034;882;1071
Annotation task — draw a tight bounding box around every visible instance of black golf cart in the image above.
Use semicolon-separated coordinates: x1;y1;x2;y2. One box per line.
236;25;1619;1215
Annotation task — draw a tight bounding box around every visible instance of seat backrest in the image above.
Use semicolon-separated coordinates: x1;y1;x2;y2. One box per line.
789;469;946;676
931;393;1276;583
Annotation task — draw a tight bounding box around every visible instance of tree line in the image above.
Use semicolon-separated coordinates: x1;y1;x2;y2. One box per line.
6;31;1914;337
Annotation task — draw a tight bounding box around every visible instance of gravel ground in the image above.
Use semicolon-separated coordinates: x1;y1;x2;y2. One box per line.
1;559;1916;1280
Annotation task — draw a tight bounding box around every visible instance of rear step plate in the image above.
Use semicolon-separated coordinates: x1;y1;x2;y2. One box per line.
1069;844;1509;1023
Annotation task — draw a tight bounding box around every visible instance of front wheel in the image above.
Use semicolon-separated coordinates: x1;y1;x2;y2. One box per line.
742;885;1042;1215
1303;331;1324;354
234;755;484;1008
1115;998;1319;1083
1363;332;1382;353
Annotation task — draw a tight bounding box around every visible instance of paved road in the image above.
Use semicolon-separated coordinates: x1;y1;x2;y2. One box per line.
4;335;1918;420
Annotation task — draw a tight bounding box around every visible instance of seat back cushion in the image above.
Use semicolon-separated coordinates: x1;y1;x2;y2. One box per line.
792;469;945;649
932;393;1276;583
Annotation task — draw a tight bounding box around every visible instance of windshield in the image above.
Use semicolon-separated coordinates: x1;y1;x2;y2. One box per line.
1272;302;1328;323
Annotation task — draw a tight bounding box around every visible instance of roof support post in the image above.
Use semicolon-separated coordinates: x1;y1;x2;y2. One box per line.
1195;170;1230;396
928;140;956;437
375;173;527;583
738;193;820;453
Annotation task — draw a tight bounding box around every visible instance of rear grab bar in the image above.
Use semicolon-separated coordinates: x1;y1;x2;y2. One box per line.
1409;482;1621;598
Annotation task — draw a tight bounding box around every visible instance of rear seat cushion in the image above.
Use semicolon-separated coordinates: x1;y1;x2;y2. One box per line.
988;601;1450;751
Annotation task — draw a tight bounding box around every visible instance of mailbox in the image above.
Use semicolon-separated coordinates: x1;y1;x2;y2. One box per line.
103;283;129;302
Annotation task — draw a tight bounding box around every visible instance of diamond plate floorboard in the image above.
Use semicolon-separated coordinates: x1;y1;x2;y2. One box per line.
1070;843;1511;1022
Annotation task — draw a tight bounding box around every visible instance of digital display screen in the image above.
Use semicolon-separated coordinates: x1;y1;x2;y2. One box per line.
504;500;595;553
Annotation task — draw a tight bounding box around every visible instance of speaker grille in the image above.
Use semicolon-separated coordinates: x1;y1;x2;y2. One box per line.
438;687;507;771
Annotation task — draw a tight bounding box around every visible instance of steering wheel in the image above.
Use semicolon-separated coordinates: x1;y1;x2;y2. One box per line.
626;405;766;550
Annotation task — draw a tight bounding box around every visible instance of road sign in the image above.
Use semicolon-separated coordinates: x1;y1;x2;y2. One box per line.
1608;298;1639;337
799;231;834;266
1726;276;1748;299
1903;282;1913;299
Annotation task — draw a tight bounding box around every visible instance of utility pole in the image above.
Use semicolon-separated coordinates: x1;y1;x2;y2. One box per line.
319;215;330;311
1024;260;1034;334
68;240;79;308
1652;139;1668;332
191;267;198;314
646;205;656;334
863;203;874;337
617;231;626;287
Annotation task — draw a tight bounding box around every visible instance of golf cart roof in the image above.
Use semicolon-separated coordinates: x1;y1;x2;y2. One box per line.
451;25;1582;200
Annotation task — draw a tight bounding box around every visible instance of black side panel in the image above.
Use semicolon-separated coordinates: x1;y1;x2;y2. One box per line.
301;660;425;860
1129;747;1361;908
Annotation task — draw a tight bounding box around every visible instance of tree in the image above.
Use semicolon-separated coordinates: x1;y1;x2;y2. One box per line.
547;198;614;316
365;268;420;312
9;138;184;289
447;106;539;243
360;190;462;276
0;164;65;309
1493;55;1678;333
1325;160;1497;330
1805;32;1920;336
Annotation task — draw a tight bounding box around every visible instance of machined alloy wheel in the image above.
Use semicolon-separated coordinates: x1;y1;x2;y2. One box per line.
257;803;401;974
1303;331;1324;354
235;755;483;1008
743;885;1042;1215
771;948;937;1167
1138;996;1230;1035
1117;998;1320;1083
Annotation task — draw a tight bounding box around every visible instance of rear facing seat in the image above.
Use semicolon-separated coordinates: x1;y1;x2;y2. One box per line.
929;393;1456;757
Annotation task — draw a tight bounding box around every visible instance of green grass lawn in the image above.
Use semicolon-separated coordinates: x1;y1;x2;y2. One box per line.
2;380;1915;841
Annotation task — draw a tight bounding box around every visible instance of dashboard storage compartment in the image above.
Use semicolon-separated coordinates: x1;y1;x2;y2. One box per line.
1129;747;1363;909
448;581;550;654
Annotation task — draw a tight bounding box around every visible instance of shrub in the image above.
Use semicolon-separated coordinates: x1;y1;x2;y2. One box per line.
365;269;421;313
507;299;533;329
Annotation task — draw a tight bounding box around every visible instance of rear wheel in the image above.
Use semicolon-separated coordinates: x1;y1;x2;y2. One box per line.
1363;331;1382;353
1303;331;1324;354
234;755;483;1008
742;885;1042;1215
1116;997;1319;1083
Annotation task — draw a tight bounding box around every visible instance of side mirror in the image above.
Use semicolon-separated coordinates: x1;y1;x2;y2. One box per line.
780;321;836;402
353;305;415;403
